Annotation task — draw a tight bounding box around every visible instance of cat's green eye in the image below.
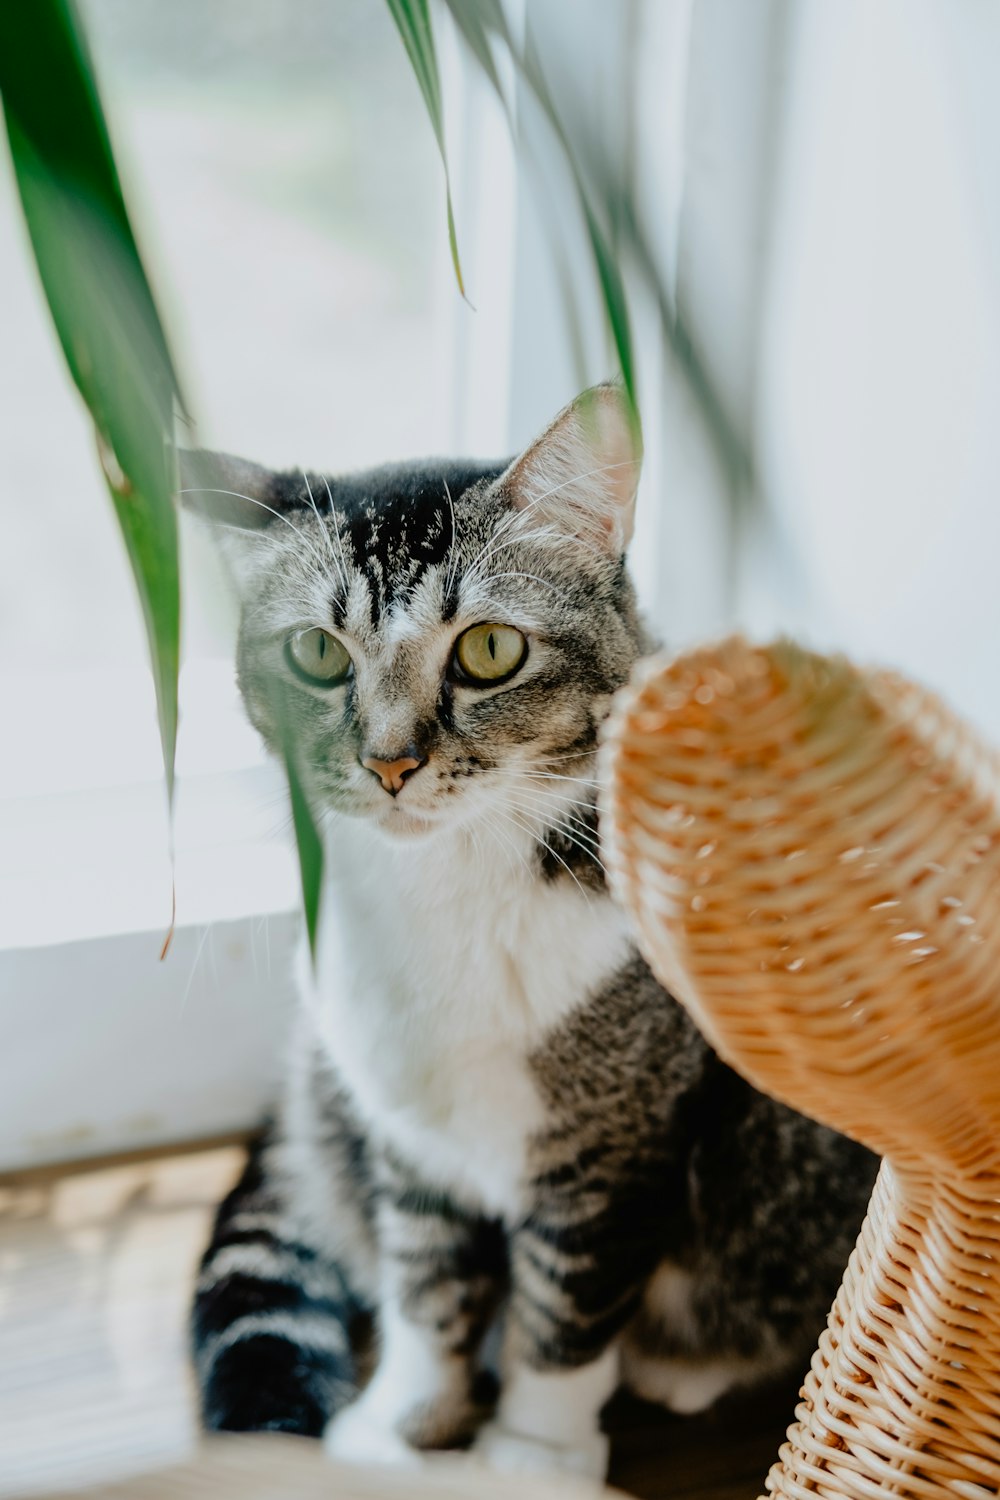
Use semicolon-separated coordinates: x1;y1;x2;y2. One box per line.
454;623;527;684
287;628;352;685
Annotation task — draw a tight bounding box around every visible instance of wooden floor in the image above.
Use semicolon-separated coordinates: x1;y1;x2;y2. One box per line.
0;1143;800;1500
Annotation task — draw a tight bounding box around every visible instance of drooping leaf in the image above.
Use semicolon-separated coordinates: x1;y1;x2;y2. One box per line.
278;712;326;964
0;0;182;797
0;0;327;952
442;0;508;104
385;0;468;298
520;26;641;433
439;0;752;491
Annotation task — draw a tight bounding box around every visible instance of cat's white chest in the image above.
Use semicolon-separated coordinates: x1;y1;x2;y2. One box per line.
304;819;631;1220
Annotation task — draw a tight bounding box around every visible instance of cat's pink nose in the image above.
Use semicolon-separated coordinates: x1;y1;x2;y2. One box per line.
360;753;426;796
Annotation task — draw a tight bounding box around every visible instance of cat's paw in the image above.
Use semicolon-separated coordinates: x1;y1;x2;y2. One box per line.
473;1420;609;1483
324;1399;423;1468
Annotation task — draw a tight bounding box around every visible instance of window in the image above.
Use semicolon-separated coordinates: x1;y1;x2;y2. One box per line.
0;0;517;1169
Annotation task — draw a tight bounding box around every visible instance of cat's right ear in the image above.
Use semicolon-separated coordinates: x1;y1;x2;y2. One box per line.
177;449;284;591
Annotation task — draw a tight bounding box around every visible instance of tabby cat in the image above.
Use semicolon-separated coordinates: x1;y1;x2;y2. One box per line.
185;385;876;1480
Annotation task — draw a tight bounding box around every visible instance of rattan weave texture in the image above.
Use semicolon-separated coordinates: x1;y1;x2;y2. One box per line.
600;637;1000;1500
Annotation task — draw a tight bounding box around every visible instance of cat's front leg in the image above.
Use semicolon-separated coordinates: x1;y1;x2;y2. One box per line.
474;1202;653;1483
475;1347;619;1482
325;1161;506;1465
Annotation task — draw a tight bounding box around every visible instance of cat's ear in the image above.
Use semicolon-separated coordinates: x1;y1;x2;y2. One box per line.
500;383;642;554
177;448;286;530
177;448;291;591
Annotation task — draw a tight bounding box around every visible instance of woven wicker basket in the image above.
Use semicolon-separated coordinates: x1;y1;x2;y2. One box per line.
600;637;1000;1500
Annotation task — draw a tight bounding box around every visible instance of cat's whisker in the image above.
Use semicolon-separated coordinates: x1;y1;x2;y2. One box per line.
473;450;638;579
521;761;598;784
490;803;545;869
476;572;575;608
507;811;604;873
302;469;348;596
510;780;599;816
504;778;602;827
502;791;605;869
528;753;597;766
522;457;639;511
442;479;459;604
481;809;533;879
512;527;610;573
527;748;599;765
523;784;602;805
525;769;603;788
461;494;559;582
511;813;603;862
470;457;636;578
179;487;336;583
179;921;213;1017
495;802;593;902
322;477;353;598
464;518;563;582
484;516;608;576
466;821;485;869
466;525;602;582
543;830;605;877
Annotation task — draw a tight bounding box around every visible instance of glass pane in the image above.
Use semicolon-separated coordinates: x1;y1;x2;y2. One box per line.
1;0;462;791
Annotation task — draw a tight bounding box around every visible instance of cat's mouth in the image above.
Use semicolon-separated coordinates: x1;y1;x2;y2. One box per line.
370;799;442;840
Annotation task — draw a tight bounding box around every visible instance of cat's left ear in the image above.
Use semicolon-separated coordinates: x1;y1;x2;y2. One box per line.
177;448;287;529
176;448;293;592
500;382;642;555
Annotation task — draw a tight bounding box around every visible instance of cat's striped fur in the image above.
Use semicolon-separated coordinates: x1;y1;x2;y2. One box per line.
186;386;877;1478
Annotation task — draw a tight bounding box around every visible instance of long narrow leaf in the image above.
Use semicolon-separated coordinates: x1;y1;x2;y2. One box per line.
443;0;508;103
439;0;751;489
0;0;326;954
0;0;182;797
518;28;638;431
281;720;326;964
385;0;468;298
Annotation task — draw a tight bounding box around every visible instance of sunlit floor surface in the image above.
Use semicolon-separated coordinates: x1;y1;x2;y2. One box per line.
0;1144;800;1500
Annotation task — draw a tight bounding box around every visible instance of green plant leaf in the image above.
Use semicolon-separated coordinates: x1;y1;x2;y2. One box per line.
442;0;507;103
439;0;751;490
1;0;328;952
385;0;468;299
278;712;325;964
436;0;637;426
0;0;182;798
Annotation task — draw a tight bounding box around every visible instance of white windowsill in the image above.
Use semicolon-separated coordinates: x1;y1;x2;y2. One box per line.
0;660;299;950
0;661;302;1172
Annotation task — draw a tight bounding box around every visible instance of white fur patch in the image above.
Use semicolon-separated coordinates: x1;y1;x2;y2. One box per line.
324;1301;444;1465
639;1263;700;1344
304;813;631;1220
620;1348;753;1415
473;1423;609;1484
474;1346;618;1481
324;1405;422;1468
620;1265;777;1414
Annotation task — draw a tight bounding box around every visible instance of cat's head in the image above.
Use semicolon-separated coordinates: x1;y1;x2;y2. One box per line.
182;384;645;842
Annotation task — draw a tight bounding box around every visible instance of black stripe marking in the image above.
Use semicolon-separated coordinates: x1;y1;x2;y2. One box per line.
193;1271;348;1346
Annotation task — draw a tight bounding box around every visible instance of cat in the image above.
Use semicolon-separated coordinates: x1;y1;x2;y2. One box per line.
184;384;877;1481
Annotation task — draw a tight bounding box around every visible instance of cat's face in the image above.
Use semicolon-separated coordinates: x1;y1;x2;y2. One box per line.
184;385;644;841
